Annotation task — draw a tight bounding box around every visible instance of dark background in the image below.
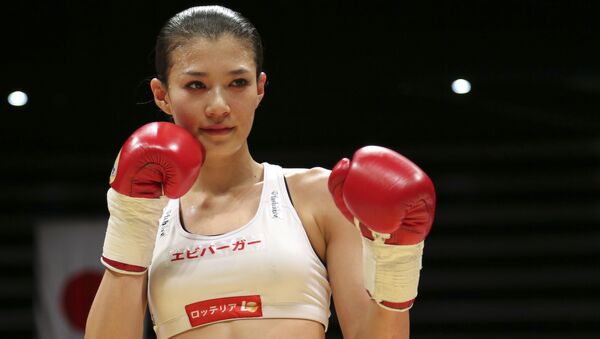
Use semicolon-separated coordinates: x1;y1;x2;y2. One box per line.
2;0;599;338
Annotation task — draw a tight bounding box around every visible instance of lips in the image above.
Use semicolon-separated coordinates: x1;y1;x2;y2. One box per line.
200;125;234;135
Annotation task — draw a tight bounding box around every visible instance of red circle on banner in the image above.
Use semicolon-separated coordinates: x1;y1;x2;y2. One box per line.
61;270;103;332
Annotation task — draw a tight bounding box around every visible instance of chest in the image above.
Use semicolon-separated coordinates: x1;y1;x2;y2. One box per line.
179;180;326;263
181;185;262;236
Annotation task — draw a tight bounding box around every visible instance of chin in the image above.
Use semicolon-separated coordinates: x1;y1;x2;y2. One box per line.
202;140;246;158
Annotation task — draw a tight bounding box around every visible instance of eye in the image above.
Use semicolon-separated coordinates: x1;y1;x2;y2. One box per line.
186;81;206;90
231;78;249;87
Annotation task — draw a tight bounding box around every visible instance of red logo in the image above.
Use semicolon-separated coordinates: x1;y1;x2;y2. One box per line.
185;295;262;327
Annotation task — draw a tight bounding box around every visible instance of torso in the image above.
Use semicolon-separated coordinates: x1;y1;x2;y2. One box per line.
166;165;329;339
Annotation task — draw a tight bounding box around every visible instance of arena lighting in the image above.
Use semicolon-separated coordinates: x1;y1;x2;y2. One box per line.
451;79;471;94
8;90;28;106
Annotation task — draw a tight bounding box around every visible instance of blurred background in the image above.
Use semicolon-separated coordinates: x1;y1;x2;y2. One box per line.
1;0;599;338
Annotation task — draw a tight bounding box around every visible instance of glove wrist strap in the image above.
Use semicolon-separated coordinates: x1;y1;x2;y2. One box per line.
361;231;424;311
102;188;167;274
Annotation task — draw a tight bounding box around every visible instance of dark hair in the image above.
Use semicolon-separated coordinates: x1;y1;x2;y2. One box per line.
155;6;263;84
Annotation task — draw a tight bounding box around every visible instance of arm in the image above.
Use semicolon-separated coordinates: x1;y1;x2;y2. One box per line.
85;122;204;338
318;146;435;338
85;270;147;339
316;174;410;339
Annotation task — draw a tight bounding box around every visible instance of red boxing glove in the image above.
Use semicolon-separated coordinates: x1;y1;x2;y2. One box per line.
102;122;205;274
328;145;436;311
110;121;205;199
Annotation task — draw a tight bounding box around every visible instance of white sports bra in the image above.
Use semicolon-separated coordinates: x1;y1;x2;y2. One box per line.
148;163;331;338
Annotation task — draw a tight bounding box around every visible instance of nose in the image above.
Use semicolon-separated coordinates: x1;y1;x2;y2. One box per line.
205;87;230;120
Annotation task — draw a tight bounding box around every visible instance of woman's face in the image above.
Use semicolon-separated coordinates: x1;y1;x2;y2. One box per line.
153;34;266;157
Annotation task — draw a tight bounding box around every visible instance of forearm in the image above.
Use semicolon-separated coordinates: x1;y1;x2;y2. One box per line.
354;300;410;339
85;270;148;339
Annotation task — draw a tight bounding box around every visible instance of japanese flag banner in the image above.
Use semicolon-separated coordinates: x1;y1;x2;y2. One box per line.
35;219;106;339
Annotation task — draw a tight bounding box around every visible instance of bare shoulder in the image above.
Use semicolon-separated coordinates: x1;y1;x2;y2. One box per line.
282;166;330;177
282;166;332;215
279;167;333;261
282;167;331;194
282;167;348;242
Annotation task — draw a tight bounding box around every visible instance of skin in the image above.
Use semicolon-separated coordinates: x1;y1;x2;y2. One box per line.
86;34;409;339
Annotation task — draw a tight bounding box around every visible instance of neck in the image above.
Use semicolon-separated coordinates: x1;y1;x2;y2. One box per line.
191;142;262;194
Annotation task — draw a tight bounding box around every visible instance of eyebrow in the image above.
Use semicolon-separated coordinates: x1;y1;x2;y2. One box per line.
183;68;251;77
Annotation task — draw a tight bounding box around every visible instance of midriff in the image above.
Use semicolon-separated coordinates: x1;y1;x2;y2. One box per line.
172;318;325;339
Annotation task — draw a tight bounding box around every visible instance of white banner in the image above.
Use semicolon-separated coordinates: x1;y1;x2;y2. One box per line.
35;219;106;339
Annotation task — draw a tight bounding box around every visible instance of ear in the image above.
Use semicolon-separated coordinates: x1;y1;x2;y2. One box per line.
150;78;172;115
256;72;267;108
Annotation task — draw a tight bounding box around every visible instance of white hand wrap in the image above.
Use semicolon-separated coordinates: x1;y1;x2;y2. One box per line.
101;188;168;275
362;233;424;311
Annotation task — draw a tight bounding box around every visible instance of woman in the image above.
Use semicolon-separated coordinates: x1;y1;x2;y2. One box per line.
86;6;435;339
